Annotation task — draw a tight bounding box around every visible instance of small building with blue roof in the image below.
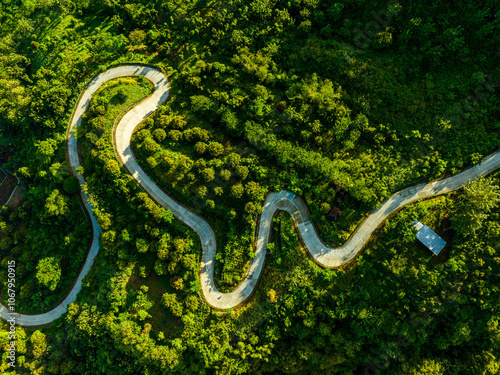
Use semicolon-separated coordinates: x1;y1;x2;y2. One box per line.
412;220;447;255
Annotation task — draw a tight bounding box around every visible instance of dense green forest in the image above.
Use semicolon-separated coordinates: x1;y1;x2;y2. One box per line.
0;0;499;374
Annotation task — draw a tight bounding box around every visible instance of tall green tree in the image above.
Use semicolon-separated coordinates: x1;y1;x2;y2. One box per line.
451;177;500;236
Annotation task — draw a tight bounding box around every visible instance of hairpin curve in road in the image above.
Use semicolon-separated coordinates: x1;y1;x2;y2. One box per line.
1;65;499;326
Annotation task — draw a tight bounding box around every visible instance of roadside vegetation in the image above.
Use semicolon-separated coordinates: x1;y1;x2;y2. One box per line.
0;0;499;374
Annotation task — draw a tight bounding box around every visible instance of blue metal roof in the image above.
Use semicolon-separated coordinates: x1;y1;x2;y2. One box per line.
412;220;447;255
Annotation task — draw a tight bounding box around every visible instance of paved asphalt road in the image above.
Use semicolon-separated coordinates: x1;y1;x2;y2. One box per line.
1;65;499;326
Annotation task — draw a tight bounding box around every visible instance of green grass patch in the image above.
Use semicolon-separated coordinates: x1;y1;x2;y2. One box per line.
98;76;153;130
78;76;153;167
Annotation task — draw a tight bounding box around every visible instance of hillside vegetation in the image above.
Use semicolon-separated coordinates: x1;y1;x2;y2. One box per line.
0;1;499;374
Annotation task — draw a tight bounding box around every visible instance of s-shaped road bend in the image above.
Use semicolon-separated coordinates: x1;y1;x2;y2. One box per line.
1;65;499;326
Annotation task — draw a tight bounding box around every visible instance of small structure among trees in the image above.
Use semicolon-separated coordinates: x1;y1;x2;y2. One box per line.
326;207;342;222
412;220;446;255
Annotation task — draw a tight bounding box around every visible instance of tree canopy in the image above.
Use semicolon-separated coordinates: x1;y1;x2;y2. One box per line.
0;0;499;374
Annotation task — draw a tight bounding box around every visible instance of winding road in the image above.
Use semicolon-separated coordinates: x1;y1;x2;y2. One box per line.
1;65;499;326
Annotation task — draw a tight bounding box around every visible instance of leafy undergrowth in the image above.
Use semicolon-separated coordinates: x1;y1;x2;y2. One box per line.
126;272;183;340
